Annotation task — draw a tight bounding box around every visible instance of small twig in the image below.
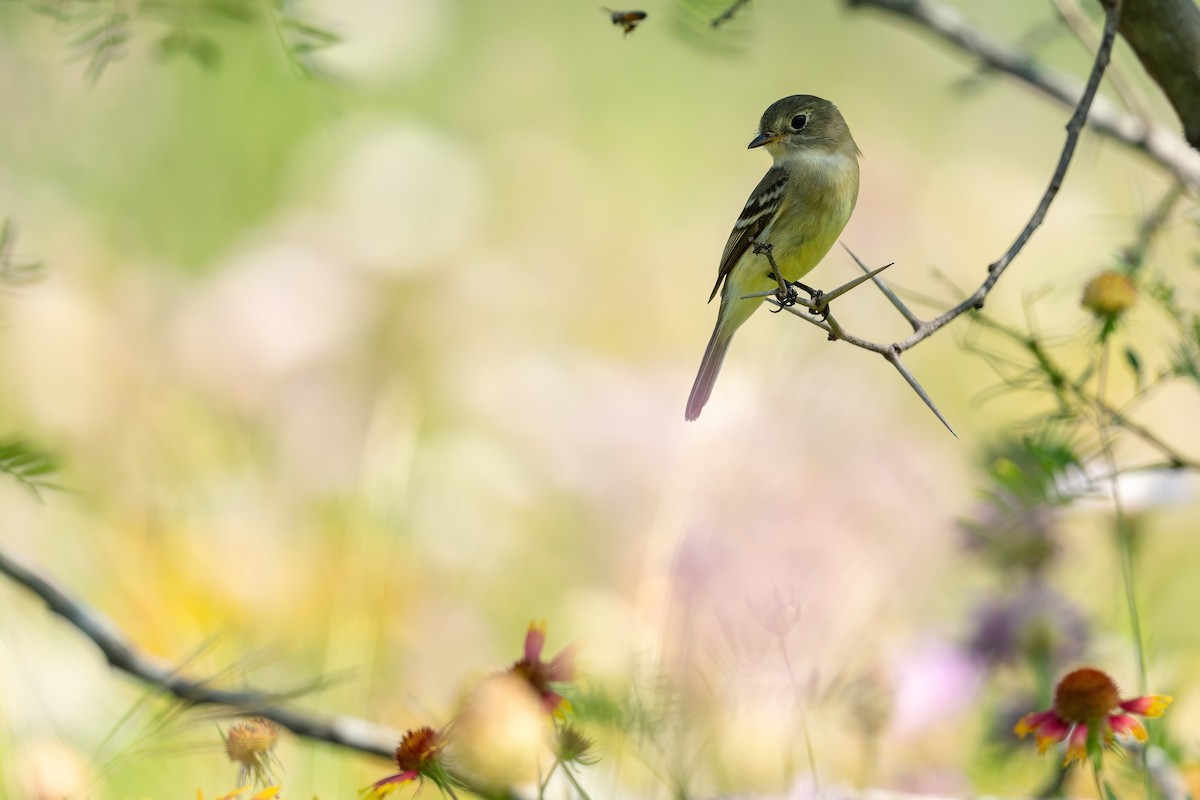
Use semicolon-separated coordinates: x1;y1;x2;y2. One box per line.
1122;183;1185;272
710;0;752;27
844;0;1200;192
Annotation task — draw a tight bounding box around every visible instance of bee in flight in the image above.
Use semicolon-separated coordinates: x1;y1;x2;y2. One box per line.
602;8;648;36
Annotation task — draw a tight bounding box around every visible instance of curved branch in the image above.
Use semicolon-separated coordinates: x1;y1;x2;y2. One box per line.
845;0;1200;191
0;546;397;759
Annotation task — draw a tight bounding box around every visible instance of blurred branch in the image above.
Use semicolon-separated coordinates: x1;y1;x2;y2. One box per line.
1121;183;1185;273
767;0;1123;431
0;546;397;759
844;0;1200;192
970;313;1200;470
1050;0;1147;117
1097;0;1200;151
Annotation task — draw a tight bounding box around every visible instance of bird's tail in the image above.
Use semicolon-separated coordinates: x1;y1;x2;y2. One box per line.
685;323;734;421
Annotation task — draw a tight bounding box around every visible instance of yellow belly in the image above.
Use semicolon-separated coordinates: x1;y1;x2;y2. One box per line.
716;188;856;339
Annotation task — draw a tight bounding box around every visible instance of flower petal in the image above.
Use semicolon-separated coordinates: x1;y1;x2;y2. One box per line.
549;645;576;682
524;621;546;662
1015;710;1058;738
1109;713;1149;742
363;771;418;799
1035;717;1071;754
1063;724;1089;766
1119;694;1173;718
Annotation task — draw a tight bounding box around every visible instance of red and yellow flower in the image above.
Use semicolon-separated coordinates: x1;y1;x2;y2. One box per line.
1015;667;1171;765
363;726;448;798
509;621;575;714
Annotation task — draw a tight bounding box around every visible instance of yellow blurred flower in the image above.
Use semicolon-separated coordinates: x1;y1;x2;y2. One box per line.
1081;270;1137;319
449;672;550;790
224;718;280;786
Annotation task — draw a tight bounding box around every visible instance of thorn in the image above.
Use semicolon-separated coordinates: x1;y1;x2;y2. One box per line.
841;244;920;331
884;351;957;438
817;262;895;307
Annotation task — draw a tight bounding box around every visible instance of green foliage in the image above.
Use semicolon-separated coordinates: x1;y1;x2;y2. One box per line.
0;437;60;497
983;431;1082;507
668;0;753;55
23;0;340;81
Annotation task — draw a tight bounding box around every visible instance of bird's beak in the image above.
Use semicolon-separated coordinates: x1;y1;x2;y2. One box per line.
747;132;778;149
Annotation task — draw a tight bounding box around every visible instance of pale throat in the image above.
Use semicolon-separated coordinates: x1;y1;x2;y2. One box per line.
773;145;858;181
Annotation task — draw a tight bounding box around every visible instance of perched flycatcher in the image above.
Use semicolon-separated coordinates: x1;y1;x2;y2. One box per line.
685;95;861;421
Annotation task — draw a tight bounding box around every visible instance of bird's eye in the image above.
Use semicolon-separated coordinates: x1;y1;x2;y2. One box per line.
790;114;808;131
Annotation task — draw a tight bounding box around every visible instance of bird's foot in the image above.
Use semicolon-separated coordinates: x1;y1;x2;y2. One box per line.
767;273;798;312
795;281;829;320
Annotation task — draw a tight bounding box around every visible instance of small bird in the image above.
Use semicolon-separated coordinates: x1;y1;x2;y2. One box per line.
685;95;861;421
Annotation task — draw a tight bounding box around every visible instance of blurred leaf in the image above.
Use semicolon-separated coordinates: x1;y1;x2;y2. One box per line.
158;29;222;69
568;685;629;729
669;0;752;55
1124;346;1143;391
25;0;333;83
279;17;340;46
1173;340;1200;384
0;219;43;286
69;12;131;83
984;432;1081;505
199;0;257;23
0;437;61;498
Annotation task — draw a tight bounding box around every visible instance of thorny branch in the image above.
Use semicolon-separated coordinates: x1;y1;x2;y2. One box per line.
844;0;1200;192
756;0;1127;435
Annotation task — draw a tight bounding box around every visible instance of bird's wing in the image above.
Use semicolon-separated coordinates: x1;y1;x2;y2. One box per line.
708;165;789;302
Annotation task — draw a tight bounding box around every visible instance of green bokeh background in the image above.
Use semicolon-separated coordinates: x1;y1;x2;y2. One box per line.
0;1;1197;797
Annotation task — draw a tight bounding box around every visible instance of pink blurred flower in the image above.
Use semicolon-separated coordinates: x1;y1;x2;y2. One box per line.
509;621;574;713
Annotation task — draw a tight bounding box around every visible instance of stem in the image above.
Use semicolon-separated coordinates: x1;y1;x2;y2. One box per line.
1093;757;1106;799
778;637;820;794
538;759;561;799
1097;338;1147;693
561;764;594;800
1097;336;1152;800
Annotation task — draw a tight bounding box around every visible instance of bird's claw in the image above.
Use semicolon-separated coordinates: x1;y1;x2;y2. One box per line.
808;289;829;320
